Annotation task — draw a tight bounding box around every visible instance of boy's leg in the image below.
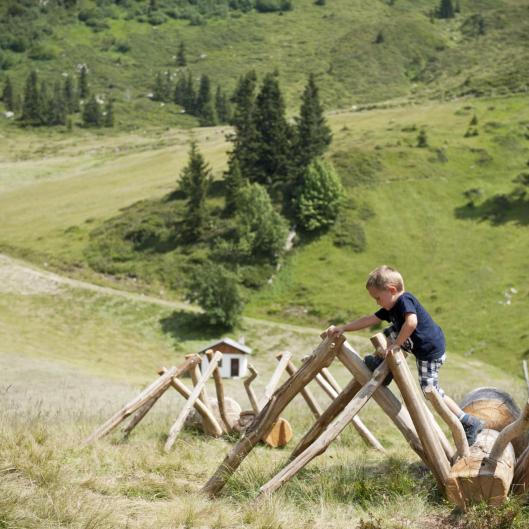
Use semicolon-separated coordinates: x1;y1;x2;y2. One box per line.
416;356;483;445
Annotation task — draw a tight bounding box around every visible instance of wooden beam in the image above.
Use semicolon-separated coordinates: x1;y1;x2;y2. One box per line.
244;364;259;413
424;385;469;459
283;358;322;419
206;349;232;433
337;341;427;463
83;366;178;446
202;335;344;497
186;354;212;411
165;351;223;452
489;399;529;462
320;367;341;394
259;351;292;410
258;362;389;496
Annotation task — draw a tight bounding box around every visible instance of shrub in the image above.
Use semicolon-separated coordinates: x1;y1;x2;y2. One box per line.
416;129;428;147
28;44;56;61
333;217;367;252
148;13;167;25
185;263;243;328
295;158;343;232
255;0;293;12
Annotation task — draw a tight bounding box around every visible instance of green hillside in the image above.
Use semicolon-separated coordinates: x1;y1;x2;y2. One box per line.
1;0;529;130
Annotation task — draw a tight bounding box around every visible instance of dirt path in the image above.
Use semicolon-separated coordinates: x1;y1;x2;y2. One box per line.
0;253;327;336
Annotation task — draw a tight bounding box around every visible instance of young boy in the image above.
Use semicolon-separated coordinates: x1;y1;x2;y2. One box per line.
326;265;483;445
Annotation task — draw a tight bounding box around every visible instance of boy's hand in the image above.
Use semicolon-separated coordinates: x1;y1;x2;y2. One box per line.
325;325;344;338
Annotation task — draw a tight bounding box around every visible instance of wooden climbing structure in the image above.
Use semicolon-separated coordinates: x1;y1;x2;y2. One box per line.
202;334;529;510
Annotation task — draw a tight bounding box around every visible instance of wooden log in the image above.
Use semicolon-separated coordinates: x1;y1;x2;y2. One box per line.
512;443;529;494
244;364;259;413
258;361;390;496
370;333;455;463
386;348;453;495
313;372;384;452
165;351;223;452
489;399;529;462
261;352;292;410
187;354;212;411
424;385;470;459
460;387;529;457
206;349;232;433
83;366;178;446
289;377;362;459
320;367;341;394
159;367;224;437
337;341;427;464
284;359;322;419
447;429;515;508
202;335;344;497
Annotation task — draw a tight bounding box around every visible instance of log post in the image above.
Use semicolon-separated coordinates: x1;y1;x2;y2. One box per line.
313;372;384;453
385;348;451;491
283;357;322;419
259;351;292;410
165;351;223;452
206;349;232;433
320;367;341;394
513;444;529;494
244;364;259;413
159;367;223;437
424;385;470;459
202;335;344;497
258;360;390;496
489;399;529;462
83;366;178;446
337;341;427;463
187;354;212;410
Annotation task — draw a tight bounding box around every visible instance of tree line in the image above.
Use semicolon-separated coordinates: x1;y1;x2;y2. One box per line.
1;66;113;128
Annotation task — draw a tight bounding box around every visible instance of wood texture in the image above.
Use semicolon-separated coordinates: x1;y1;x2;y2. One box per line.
284;360;322;419
206;349;232;433
202;335;344;497
243;364;259;413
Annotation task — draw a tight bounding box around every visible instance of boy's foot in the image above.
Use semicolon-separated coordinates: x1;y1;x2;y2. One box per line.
363;354;393;386
460;414;484;446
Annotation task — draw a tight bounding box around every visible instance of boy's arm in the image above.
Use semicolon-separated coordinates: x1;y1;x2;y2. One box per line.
326;314;381;338
389;312;417;351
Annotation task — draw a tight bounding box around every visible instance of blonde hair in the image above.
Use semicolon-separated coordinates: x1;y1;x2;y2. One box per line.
366;265;405;292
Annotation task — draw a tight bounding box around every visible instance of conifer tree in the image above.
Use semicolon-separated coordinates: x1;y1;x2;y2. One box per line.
294;73;332;171
2;76;14;112
182;72;196;114
153;72;171;102
104;98;114;127
63;75;79;113
177;41;187;67
21;70;41;124
78;65;89;99
39;80;52;125
252;72;292;195
82;95;102;127
49;81;67;125
174;74;186;106
178;141;212;238
195;74;216;126
223;158;246;213
215;85;230;124
438;0;454;19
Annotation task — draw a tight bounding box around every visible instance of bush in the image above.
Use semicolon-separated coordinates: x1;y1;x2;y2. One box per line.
185;263;243;328
295;158;343;232
0;50;15;71
333;217;367;252
255;0;292;12
148;13;167;25
28;44;56;61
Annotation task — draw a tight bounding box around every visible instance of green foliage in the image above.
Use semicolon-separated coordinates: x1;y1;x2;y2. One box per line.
416;129;428;148
235;183;288;261
255;0;292;12
176;41;186;67
20;70;41;125
295;159;343;232
195;74;217;126
459;500;527;529
1;76;14;111
82;95;102;127
78;65;89;99
185;262;243;328
332;211;367;252
28;44;56;61
223;158;246;213
438;0;454;19
178;141;212;239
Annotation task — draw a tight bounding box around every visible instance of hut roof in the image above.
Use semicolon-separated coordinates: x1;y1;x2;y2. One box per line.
198;337;252;355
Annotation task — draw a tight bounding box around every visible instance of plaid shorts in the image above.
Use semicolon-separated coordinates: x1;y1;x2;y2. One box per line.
416;354;446;397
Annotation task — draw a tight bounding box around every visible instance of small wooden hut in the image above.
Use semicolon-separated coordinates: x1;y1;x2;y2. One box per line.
198;338;251;378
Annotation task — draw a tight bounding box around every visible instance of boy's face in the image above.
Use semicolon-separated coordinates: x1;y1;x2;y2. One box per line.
368;286;399;310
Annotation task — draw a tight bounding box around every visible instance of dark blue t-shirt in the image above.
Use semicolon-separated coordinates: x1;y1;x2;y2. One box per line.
374;292;445;361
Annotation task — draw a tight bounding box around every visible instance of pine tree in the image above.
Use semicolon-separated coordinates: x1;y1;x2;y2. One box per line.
2;76;14;112
21;70;41;124
174;74;187;106
153;72;171;102
177;41;186;67
82;95;102;127
78;65;89;99
223;158;246;213
39;81;52;125
195;74;216;126
49;80;67;125
294;73;332;171
438;0;454;19
104;98;114;127
63;75;79;113
178;141;212;238
252;72;292;195
215;85;231;124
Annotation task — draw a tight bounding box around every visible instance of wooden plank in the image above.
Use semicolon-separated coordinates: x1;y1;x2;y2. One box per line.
424;385;469;459
337;341;427;464
164;351;223;452
243;364;259;413
187;354;212;412
258;362;389;496
206;349;232;433
202;335;344;497
260;352;292;410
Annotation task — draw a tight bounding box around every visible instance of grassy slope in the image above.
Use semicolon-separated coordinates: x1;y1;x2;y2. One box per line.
1;94;527;375
1;265;528;529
